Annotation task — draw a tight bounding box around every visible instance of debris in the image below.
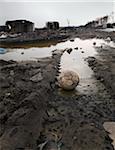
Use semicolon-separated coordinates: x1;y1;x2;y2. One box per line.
0;48;7;54
66;48;72;54
5;93;11;97
38;141;48;150
30;72;43;82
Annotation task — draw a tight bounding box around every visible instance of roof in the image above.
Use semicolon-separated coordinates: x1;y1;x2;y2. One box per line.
6;20;34;25
46;21;59;24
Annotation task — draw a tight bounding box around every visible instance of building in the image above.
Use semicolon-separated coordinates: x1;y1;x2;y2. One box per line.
5;20;34;33
46;21;59;30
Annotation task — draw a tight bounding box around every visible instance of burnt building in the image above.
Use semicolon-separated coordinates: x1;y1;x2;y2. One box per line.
5;20;34;33
46;21;59;30
0;25;9;32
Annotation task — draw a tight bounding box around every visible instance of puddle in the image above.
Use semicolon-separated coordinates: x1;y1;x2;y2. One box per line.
59;38;115;94
0;37;114;95
104;122;115;149
0;47;53;61
0;38;114;61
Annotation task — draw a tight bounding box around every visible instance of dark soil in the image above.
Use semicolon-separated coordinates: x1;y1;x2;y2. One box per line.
0;28;115;150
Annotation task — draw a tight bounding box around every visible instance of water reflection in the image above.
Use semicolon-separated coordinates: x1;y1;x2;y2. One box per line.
58;38;115;95
0;38;114;95
0;38;114;61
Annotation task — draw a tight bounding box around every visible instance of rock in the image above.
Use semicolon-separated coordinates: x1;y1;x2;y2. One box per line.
75;47;78;50
105;37;111;42
21;52;24;55
5;93;11;97
70;39;74;42
66;48;72;54
52;49;65;55
57;70;79;90
40;141;58;150
30;72;43;82
100;45;103;48
86;57;96;67
10;70;14;76
93;42;96;46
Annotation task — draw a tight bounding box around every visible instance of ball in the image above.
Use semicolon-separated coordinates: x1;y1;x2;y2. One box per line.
58;70;79;90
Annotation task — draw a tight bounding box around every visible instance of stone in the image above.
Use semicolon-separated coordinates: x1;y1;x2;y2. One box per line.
66;48;72;54
10;70;14;76
105;37;111;42
93;42;96;46
57;70;79;90
75;47;78;50
30;72;43;82
70;39;74;42
21;52;24;55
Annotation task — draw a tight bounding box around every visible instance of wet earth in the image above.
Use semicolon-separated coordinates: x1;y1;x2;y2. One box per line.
0;29;115;150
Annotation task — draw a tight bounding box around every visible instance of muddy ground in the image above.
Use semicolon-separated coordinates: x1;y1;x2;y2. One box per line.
0;29;115;150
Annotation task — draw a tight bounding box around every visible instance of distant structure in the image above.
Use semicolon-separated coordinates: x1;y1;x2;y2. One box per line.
85;15;109;28
46;21;59;30
0;25;9;32
5;20;34;33
85;14;115;28
108;12;115;24
67;19;70;27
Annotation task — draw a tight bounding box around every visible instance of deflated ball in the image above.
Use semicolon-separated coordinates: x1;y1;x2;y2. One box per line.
58;70;79;90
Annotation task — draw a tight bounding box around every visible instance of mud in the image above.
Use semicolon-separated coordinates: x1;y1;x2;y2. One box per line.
87;46;115;97
0;28;115;150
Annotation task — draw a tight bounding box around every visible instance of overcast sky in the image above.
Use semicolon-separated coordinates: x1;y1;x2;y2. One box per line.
0;1;114;27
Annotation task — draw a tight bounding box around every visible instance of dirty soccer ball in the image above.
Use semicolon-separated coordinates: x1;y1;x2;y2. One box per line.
58;70;79;90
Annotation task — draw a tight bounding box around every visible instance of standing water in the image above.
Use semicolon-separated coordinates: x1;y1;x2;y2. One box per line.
0;38;114;62
58;38;115;94
0;38;114;95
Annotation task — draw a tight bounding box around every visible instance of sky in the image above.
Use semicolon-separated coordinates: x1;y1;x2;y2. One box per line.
0;1;114;27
